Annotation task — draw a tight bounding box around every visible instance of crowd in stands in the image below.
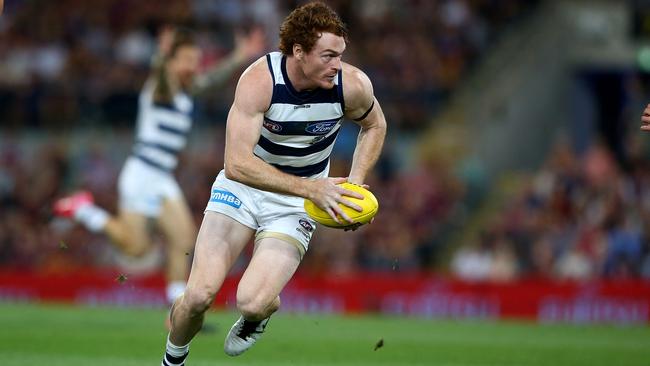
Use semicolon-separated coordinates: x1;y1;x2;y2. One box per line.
452;135;650;281
0;129;466;276
12;124;650;282
0;0;534;131
14;0;640;282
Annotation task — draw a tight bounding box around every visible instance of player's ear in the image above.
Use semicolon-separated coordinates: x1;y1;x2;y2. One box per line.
293;44;303;61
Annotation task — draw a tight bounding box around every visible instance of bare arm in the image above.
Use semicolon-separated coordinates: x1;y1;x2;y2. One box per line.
150;26;174;73
224;59;309;195
343;65;387;184
224;60;362;223
192;28;265;96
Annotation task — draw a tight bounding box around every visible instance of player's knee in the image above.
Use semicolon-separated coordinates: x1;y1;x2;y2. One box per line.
112;230;150;256
237;295;279;320
182;288;215;316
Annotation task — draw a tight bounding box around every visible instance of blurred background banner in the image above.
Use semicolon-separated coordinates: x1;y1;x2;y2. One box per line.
2;0;650;325
2;268;649;324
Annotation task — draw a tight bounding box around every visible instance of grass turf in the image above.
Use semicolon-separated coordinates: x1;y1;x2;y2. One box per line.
0;302;648;366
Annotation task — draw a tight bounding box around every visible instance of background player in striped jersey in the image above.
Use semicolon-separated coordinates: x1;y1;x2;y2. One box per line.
53;26;265;307
161;2;387;364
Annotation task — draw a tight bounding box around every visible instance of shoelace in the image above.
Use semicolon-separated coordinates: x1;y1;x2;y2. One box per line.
236;319;265;340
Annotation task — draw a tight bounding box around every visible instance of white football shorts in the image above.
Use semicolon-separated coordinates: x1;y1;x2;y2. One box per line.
205;170;317;257
117;157;183;217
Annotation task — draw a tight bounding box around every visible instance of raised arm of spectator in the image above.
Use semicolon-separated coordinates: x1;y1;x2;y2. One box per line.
191;27;266;96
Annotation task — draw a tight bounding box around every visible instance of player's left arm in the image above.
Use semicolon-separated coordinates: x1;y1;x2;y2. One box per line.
343;64;387;184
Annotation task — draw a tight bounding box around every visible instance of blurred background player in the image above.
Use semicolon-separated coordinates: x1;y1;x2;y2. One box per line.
161;2;386;364
53;26;265;307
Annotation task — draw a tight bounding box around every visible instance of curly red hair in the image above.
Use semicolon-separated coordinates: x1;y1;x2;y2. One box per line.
279;2;348;56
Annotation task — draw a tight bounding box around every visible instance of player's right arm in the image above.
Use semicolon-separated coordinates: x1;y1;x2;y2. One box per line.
223;59;362;223
191;27;265;96
641;103;650;131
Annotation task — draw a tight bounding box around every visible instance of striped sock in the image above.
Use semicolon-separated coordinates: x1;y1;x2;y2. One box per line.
162;337;189;366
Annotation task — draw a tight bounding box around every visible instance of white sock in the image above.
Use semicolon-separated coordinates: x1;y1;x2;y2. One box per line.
74;204;109;232
163;336;190;366
166;281;186;304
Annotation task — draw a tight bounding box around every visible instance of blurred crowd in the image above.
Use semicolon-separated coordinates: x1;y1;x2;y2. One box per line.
452;136;650;282
2;0;580;278
0;0;534;131
0;128;466;275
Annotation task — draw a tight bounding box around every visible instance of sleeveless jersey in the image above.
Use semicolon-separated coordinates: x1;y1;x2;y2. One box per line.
131;81;193;172
256;52;345;178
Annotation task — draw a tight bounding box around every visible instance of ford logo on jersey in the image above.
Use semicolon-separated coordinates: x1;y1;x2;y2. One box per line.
210;189;242;208
305;121;337;135
263;119;282;133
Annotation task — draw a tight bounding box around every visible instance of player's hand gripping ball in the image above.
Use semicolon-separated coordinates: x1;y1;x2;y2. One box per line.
304;182;379;229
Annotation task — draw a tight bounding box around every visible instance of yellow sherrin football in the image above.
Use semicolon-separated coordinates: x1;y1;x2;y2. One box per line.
304;182;379;229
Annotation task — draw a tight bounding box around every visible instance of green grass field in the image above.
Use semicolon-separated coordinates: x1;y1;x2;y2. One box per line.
0;302;649;366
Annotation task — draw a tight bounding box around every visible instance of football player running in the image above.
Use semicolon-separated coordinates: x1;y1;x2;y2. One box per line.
160;2;387;364
54;26;265;308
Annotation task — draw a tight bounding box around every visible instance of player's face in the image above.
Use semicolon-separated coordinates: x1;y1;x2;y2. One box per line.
169;45;201;90
301;32;345;89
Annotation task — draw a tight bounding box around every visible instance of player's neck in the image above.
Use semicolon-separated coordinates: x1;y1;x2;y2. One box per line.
285;56;317;92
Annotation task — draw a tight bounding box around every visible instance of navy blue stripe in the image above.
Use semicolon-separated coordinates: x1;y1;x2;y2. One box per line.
162;359;170;366
158;123;189;136
133;154;173;172
153;101;177;112
271;85;340;105
153;101;191;116
165;352;188;365
257;129;339;157
266;54;276;112
263;117;341;136
136;140;181;155
338;70;345;113
271;157;329;177
280;54;299;97
266;54;275;85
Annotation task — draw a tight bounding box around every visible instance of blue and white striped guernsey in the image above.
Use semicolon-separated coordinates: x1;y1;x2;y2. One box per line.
257;51;345;178
131;81;193;172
